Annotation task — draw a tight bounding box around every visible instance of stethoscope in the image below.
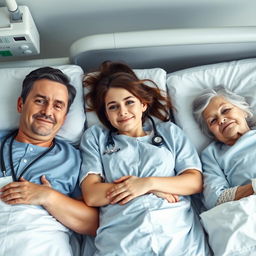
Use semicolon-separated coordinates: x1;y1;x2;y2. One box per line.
103;116;164;155
0;130;55;181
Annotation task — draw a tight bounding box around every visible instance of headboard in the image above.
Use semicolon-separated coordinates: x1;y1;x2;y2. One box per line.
69;27;256;153
70;27;256;73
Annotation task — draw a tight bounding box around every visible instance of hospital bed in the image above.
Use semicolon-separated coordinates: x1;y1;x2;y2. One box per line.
1;27;256;255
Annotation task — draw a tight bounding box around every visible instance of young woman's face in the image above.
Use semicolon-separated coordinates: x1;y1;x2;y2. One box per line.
105;87;147;137
203;96;250;145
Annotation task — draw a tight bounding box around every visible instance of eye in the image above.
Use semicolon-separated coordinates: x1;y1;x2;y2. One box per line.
209;118;217;125
35;98;46;105
126;100;135;105
54;103;63;110
108;104;118;111
222;108;231;114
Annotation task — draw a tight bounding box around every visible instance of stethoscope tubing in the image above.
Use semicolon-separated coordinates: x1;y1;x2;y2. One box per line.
0;130;55;181
104;116;164;155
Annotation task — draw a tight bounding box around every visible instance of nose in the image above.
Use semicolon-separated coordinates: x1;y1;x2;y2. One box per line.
119;105;128;116
219;117;226;125
41;103;53;116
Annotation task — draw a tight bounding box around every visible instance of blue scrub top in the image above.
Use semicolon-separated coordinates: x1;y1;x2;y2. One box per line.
0;130;81;196
201;129;256;209
80;122;210;256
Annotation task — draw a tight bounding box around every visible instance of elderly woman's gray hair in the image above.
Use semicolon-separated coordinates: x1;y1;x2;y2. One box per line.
192;85;254;139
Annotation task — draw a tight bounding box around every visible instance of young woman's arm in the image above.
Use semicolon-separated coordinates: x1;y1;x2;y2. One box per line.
106;169;202;205
81;174;115;207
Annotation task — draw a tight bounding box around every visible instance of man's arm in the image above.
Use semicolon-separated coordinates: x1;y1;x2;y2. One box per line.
0;176;99;235
43;188;99;235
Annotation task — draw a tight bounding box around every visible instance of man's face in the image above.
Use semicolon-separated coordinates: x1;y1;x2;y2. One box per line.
17;79;69;142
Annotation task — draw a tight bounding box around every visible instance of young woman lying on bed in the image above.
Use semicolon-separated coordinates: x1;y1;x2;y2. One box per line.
79;61;210;256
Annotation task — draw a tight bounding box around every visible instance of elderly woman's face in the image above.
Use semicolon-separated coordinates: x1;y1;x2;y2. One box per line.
203;96;250;145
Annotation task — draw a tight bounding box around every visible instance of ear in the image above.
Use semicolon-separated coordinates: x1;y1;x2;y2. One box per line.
142;103;148;113
17;97;24;113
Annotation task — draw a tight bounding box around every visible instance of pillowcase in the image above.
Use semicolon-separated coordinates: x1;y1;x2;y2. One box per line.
166;58;256;153
200;195;256;256
84;67;167;128
0;64;85;145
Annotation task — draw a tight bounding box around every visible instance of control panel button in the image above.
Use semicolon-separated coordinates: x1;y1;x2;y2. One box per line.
23;49;33;54
20;44;29;50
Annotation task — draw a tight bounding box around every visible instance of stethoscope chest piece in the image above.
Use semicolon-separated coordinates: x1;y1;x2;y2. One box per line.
148;116;164;146
103;131;121;155
152;134;164;146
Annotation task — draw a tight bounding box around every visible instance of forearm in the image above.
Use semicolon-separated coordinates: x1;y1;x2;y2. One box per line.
82;181;114;207
235;184;254;200
216;184;254;206
146;170;203;196
43;189;99;235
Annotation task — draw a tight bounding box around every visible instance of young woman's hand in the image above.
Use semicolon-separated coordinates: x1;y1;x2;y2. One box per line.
106;175;149;205
151;190;179;203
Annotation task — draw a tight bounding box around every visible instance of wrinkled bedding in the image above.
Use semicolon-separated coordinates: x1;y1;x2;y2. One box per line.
0;201;74;256
200;195;256;256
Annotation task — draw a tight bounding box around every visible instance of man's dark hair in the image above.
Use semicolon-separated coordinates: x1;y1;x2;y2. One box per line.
21;66;76;113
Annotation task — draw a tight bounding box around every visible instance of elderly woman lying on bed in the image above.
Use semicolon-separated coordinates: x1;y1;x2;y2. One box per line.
192;85;256;209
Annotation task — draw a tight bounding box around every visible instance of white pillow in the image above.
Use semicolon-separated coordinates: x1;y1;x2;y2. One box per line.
200;195;256;256
166;58;256;153
0;64;85;145
85;68;167;128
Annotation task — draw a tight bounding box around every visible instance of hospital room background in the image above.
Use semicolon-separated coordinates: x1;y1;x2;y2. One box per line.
1;0;256;255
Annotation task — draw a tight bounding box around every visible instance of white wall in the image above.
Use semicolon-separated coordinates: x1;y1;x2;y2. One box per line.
0;0;256;62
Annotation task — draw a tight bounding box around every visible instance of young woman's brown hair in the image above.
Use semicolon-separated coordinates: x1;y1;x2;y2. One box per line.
84;61;172;130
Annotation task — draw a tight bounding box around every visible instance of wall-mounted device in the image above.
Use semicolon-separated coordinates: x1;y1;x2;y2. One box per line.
0;1;40;57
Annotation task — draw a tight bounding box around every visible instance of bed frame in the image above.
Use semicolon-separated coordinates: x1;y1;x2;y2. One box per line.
70;27;256;73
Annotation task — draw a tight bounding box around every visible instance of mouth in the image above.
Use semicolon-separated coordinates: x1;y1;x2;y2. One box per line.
33;113;56;125
118;117;134;123
221;121;235;133
35;117;55;125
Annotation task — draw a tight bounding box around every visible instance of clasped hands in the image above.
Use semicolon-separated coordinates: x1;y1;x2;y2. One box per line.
0;176;52;205
106;175;179;205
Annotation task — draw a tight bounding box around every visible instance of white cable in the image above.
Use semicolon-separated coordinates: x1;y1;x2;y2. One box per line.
5;0;18;12
4;0;22;21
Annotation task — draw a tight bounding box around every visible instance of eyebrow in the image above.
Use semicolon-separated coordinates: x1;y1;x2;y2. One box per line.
35;94;47;99
106;96;134;106
205;103;229;120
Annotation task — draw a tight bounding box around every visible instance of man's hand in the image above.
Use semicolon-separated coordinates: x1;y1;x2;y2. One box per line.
0;176;52;205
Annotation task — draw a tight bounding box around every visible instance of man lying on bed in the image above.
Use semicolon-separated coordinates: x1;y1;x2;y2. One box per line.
0;67;98;256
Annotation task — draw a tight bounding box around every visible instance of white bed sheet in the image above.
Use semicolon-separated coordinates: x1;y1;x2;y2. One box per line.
200;195;256;256
0;201;76;256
